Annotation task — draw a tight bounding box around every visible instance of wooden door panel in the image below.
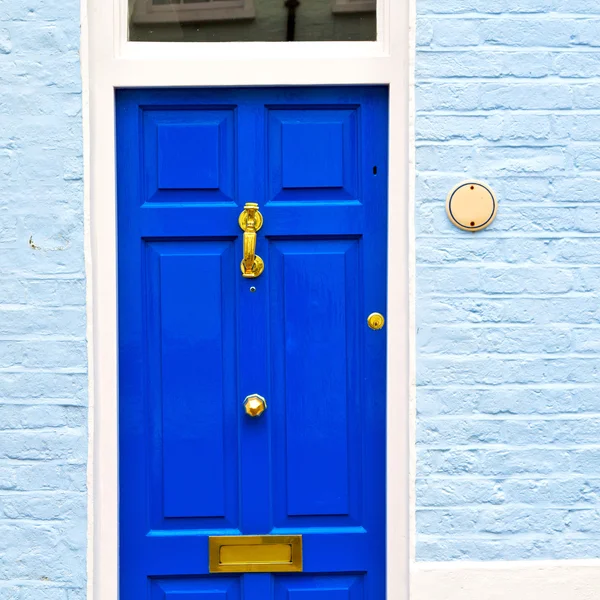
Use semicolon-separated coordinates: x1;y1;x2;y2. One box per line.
269;238;363;526
118;87;387;599
151;576;242;599
142;108;236;204
266;107;359;202
274;574;364;599
144;240;239;528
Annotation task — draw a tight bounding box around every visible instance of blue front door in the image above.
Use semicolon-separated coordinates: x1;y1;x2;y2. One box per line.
117;87;388;599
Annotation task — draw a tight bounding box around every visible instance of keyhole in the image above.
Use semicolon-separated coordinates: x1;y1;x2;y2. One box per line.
250;286;256;293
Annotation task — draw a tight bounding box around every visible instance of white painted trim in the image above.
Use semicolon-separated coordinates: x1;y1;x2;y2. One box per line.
118;42;387;62
411;560;600;600
86;0;410;598
407;0;417;567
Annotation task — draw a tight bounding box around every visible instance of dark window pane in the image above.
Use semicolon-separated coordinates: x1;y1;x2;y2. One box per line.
129;0;376;42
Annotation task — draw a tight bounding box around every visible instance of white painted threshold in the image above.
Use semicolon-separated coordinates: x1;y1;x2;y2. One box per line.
411;560;600;600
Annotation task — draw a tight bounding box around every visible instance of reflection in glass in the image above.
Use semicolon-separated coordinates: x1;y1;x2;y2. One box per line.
129;0;376;42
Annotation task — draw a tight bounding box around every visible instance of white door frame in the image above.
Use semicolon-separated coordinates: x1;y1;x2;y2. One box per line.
83;0;412;598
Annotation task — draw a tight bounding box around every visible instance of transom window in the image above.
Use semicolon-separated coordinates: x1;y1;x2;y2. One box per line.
128;0;376;42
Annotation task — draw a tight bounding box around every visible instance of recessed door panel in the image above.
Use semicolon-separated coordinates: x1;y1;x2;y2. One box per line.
151;577;242;600
267;108;359;203
145;239;239;528
270;239;362;524
143;108;236;204
274;574;364;599
118;86;388;599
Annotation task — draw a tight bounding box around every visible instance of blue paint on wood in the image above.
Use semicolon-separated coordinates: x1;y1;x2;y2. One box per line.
274;574;363;599
144;108;236;203
267;108;359;202
151;576;241;599
281;122;344;188
117;86;388;598
269;240;361;519
158;123;221;190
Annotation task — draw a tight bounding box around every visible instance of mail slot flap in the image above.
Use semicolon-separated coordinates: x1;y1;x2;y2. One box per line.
209;535;303;573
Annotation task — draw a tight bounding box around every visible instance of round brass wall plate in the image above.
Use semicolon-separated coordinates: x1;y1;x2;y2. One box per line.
446;180;497;232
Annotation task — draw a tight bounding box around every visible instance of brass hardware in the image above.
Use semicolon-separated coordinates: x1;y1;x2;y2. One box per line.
244;393;267;417
446;180;497;232
209;535;303;573
239;202;264;278
367;312;385;330
238;203;263;232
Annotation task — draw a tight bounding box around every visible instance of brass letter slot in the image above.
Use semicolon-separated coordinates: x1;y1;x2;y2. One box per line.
209;535;302;573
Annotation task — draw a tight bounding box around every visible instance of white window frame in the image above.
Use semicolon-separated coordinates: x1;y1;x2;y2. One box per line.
83;0;412;599
131;0;255;24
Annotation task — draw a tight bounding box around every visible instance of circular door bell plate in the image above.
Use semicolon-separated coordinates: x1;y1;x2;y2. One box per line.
446;181;497;232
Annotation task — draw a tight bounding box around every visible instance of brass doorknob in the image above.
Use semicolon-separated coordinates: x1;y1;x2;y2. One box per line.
244;394;267;417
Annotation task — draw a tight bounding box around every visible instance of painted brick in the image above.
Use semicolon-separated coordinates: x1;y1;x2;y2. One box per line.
0;372;87;402
0;405;86;429
0;491;86;521
418;387;600;416
417;538;600;562
0;341;86;369
0;462;86;492
0;28;12;53
420;0;600;13
0;521;86;584
417;478;507;507
417;50;554;78
0;307;85;336
555;52;600;77
417;203;600;235
417;115;554;142
418;18;600;48
418;417;600;446
418;447;580;477
0;587;70;600
554;117;600;141
416;0;600;562
0;430;86;461
4;0;600;580
418;355;600;385
417;507;570;535
417;476;600;507
0;0;85;594
418;325;572;354
417;82;574;111
574;146;600;170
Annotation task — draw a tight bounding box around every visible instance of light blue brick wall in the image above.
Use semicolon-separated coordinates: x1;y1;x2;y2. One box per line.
416;0;600;561
0;0;86;597
5;0;600;583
